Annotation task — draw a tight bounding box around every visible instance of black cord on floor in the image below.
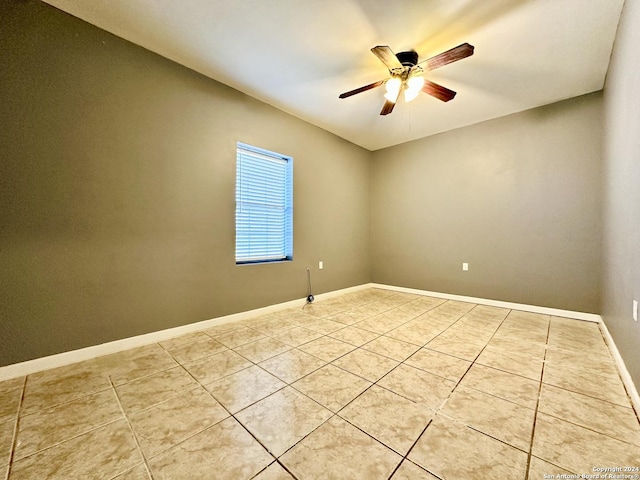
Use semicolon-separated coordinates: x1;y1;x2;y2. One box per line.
303;267;314;309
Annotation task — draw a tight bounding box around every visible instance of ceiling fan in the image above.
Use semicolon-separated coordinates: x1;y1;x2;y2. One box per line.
338;43;474;115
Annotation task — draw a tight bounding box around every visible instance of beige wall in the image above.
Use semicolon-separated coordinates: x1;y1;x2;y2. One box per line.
602;0;640;389
0;1;370;366
371;93;603;313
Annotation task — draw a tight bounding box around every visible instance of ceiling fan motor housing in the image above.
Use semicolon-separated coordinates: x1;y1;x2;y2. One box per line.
396;50;419;67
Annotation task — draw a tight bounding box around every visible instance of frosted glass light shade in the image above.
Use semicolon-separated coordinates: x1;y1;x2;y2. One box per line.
384;77;402;102
404;76;425;102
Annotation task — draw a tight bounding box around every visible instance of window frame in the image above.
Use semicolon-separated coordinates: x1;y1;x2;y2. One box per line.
235;142;293;265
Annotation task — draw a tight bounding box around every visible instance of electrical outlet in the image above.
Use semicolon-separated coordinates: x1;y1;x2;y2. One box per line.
634;300;638;322
462;263;469;271
319;261;323;270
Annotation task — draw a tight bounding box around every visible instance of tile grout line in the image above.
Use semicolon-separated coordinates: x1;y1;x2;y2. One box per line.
249;354;371;463
4;376;27;480
381;309;514;477
335;307;512;479
255;293;445;356
542;363;637;410
331;402;422;478
336;309;508;409
427;312;543;409
104;464;153;480
447;310;552;473
271;459;300;480
178;331;310;404
108;376;157;480
229;296;436;475
169;300;400;475
523;316;552;480
437;311;559;473
301;293;443;336
8;417;126;466
176;359;302;480
385;420;439;480
6;381;133;468
533;410;640;448
247;459;299;480
428;309;512;411
117;363;255;470
17;382;114;417
316;301;484;388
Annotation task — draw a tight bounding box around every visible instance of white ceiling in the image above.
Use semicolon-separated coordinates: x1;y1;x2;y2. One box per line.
43;0;624;151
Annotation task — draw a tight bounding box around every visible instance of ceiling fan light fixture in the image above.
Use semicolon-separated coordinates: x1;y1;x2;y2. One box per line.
403;88;420;103
404;76;425;102
338;43;474;115
384;77;402;102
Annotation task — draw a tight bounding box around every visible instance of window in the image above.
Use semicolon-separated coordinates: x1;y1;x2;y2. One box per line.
235;142;293;264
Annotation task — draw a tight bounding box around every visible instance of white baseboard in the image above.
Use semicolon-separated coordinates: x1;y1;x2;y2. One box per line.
371;283;601;322
0;283;371;382
597;319;640;416
2;281;638;415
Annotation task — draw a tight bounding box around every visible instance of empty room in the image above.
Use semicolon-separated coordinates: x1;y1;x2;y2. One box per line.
1;0;639;479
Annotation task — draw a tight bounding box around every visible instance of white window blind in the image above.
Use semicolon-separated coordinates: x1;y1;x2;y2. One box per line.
235;142;293;264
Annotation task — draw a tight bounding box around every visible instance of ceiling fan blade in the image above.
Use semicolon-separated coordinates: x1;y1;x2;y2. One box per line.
380;87;401;116
421;43;474;71
338;80;385;99
422;80;457;102
371;46;403;71
380;100;396;116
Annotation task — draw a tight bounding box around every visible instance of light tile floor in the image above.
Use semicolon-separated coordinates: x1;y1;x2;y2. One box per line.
1;288;639;479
